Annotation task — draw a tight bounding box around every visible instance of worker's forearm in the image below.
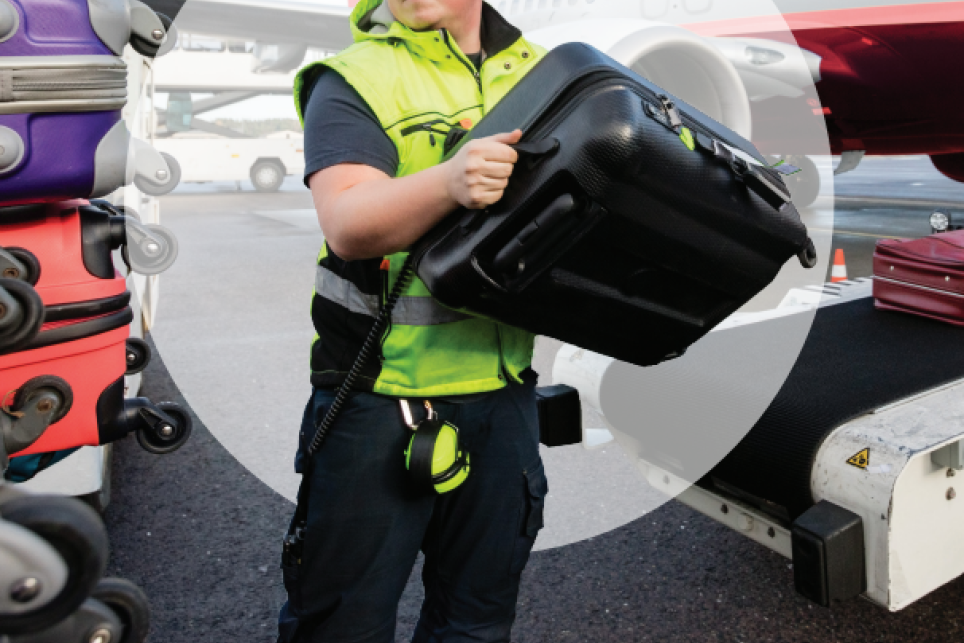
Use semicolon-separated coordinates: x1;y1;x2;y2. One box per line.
314;162;458;261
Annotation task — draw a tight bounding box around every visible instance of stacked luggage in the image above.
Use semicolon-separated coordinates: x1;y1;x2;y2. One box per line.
0;0;189;483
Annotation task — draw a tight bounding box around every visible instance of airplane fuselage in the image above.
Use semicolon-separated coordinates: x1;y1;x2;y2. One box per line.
147;0;964;175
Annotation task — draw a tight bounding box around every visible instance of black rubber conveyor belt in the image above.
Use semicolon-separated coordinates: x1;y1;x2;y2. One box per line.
708;296;964;521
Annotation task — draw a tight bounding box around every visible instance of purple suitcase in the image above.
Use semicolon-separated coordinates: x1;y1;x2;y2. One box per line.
0;0;174;206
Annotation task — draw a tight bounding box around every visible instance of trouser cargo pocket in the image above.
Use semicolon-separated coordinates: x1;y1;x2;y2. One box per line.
280;507;309;615
281;554;303;611
510;461;548;574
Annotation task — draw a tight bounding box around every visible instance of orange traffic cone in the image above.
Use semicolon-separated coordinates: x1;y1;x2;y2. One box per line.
831;249;848;283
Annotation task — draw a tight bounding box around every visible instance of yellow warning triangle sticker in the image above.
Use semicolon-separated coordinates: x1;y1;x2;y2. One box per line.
847;448;870;469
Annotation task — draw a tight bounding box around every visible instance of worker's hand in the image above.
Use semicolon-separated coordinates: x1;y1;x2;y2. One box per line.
444;129;522;210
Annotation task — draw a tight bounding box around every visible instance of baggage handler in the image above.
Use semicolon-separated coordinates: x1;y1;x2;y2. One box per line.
278;0;548;641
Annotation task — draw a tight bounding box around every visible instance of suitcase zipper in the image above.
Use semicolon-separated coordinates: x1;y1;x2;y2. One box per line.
875;276;964;299
495;324;507;383
0;55;127;114
523;73;776;182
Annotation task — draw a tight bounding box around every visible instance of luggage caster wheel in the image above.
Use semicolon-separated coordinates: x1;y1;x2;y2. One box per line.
133;152;181;197
130;12;175;59
0;495;108;635
0;278;44;353
91;578;151;643
3;247;41;285
136;402;192;455
125;338;152;375
798;237;818;269
125;224;179;276
11;375;74;424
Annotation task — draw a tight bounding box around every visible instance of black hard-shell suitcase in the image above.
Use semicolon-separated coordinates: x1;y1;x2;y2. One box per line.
411;43;816;367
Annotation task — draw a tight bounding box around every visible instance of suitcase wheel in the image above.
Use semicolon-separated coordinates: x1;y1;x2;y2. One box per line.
90;577;151;643
132;151;181;197
1;247;40;285
124;338;152;376
123;224;179;276
2;376;74;455
798;237;818;269
0;495;108;636
134;401;192;455
0;278;44;353
10;375;74;426
129;12;176;59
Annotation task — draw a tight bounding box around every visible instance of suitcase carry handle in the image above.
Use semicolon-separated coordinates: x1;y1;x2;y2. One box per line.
456;138;562;234
692;133;819;270
510;138;560;164
693;134;792;210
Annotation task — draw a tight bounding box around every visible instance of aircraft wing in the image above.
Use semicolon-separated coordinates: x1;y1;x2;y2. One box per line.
146;0;353;50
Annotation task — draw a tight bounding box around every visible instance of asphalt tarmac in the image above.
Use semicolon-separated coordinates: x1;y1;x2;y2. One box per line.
104;156;964;642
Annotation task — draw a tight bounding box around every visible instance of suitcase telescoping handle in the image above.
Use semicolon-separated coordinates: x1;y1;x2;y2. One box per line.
492;193;578;278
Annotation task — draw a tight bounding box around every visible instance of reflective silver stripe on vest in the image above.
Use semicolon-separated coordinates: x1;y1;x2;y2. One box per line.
315;264;471;326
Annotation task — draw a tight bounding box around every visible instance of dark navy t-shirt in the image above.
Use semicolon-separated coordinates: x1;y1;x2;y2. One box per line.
303;70;400;184
302;52;484;185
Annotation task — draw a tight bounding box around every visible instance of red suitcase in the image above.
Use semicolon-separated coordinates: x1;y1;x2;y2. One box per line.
0;310;192;458
1;317;129;455
0;200;178;329
0;200;127;320
873;230;964;326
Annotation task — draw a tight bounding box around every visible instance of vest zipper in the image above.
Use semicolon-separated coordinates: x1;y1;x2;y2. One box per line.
495;325;507;382
378;259;391;362
440;29;482;92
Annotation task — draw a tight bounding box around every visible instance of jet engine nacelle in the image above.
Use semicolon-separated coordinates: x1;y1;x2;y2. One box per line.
931;153;964;183
252;42;310;74
527;21;752;140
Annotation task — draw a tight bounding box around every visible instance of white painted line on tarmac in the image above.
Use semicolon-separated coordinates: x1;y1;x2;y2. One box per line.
809;227;906;240
834;195;964;208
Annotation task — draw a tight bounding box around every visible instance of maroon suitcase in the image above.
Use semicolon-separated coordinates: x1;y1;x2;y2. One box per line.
873;230;964;326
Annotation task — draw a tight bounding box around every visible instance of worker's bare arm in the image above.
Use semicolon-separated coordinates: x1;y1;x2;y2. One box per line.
311;130;521;261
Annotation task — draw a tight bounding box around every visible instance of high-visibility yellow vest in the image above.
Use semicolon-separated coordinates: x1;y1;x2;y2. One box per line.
294;0;545;397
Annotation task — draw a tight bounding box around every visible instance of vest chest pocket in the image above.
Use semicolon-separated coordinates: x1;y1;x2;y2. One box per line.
399;119;452;149
395;113;478;174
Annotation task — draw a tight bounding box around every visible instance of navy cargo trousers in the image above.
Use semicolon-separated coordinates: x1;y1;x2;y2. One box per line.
277;368;547;643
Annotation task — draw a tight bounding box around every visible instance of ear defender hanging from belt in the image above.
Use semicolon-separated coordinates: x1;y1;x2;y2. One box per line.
400;400;469;494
